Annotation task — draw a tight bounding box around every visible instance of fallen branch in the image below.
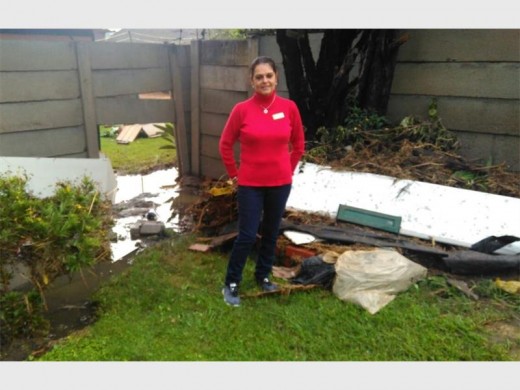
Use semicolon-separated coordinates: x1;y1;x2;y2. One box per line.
242;284;320;299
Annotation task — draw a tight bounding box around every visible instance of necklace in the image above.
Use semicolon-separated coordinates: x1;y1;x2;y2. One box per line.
259;95;276;114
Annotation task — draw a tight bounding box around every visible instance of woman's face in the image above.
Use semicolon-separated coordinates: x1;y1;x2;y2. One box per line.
251;63;277;96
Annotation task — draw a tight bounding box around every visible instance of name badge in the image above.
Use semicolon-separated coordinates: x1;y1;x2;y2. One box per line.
272;112;285;120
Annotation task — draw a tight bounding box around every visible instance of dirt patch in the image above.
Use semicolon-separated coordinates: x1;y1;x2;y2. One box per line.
485;317;520;360
1;256;133;361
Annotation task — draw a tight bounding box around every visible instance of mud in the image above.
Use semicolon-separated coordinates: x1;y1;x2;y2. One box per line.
1;256;133;361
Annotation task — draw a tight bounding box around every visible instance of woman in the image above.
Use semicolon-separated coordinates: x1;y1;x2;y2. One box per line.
219;56;305;307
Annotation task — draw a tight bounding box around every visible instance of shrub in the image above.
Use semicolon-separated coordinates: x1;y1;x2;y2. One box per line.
0;173;114;344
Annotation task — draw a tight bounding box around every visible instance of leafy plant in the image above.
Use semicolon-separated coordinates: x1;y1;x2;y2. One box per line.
304;103;389;164
0;173;114;345
99;125;120;138
450;170;489;192
154;123;177;151
0;291;49;348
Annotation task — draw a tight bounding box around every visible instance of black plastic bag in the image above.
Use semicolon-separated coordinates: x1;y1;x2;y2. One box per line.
470;235;520;254
291;256;336;289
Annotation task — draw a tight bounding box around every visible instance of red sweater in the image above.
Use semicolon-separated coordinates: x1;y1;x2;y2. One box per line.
219;92;305;187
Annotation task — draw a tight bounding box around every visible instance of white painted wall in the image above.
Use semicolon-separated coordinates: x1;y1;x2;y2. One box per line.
0;154;117;203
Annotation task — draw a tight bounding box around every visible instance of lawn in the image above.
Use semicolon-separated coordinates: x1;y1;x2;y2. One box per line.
19;132;520;389
100;133;176;175
37;234;519;362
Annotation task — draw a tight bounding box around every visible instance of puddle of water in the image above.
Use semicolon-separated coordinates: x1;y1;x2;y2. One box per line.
111;167;180;261
1;167;202;361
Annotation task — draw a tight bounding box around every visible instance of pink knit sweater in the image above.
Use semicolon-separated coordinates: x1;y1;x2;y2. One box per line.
219;92;305;186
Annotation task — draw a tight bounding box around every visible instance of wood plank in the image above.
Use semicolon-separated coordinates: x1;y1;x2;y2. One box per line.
0;71;80;103
0;40;77;71
392;63;520;99
95;96;175;125
92;68;171;97
116;124;143;144
0;126;86;157
386;95;519;136
398;29;520;62
89;42;169;69
77;42;99;158
201;89;247;114
200;65;249;91
0;100;83;133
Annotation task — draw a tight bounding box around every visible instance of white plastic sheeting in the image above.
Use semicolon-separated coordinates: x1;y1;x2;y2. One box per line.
287;162;520;254
332;248;428;314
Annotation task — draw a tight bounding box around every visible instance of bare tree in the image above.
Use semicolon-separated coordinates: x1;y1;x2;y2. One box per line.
275;29;407;141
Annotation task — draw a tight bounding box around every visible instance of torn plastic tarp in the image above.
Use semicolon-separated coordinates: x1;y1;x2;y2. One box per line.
332;248;428;314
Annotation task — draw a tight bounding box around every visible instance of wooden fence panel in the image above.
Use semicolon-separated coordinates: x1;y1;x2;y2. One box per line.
0;126;86;157
392;63;519;99
196;39;259;179
0;40;77;71
0;40;183;160
0;71;80;103
200;134;221;160
200;65;249;92
200;89;247;115
200;155;226;179
95;96;175;125
92;68;171;97
0;100;83;133
200;112;228;136
398;29;520;62
89;42;169;69
200;40;256;66
386;95;519;136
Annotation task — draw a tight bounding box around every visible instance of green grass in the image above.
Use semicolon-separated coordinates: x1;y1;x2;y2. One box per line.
100;135;176;175
33;136;519;362
37;235;519;361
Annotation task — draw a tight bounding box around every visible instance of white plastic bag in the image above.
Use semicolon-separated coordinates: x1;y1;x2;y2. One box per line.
332;248;427;314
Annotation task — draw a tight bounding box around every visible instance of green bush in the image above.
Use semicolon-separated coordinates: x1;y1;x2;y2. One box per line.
0;290;49;348
0;173;114;344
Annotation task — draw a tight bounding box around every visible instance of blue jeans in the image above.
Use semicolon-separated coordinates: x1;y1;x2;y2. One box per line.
224;184;292;286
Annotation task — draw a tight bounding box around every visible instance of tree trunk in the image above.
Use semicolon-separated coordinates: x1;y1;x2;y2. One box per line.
276;29;406;142
356;30;406;115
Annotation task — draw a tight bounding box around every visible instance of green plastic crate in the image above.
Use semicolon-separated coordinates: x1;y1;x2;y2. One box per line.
336;204;402;233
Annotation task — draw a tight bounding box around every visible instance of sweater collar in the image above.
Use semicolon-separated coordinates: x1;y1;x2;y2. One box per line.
252;92;277;106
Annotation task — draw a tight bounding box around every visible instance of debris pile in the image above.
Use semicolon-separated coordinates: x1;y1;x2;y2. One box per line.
172;122;520;312
173;177;238;234
304;117;520;198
